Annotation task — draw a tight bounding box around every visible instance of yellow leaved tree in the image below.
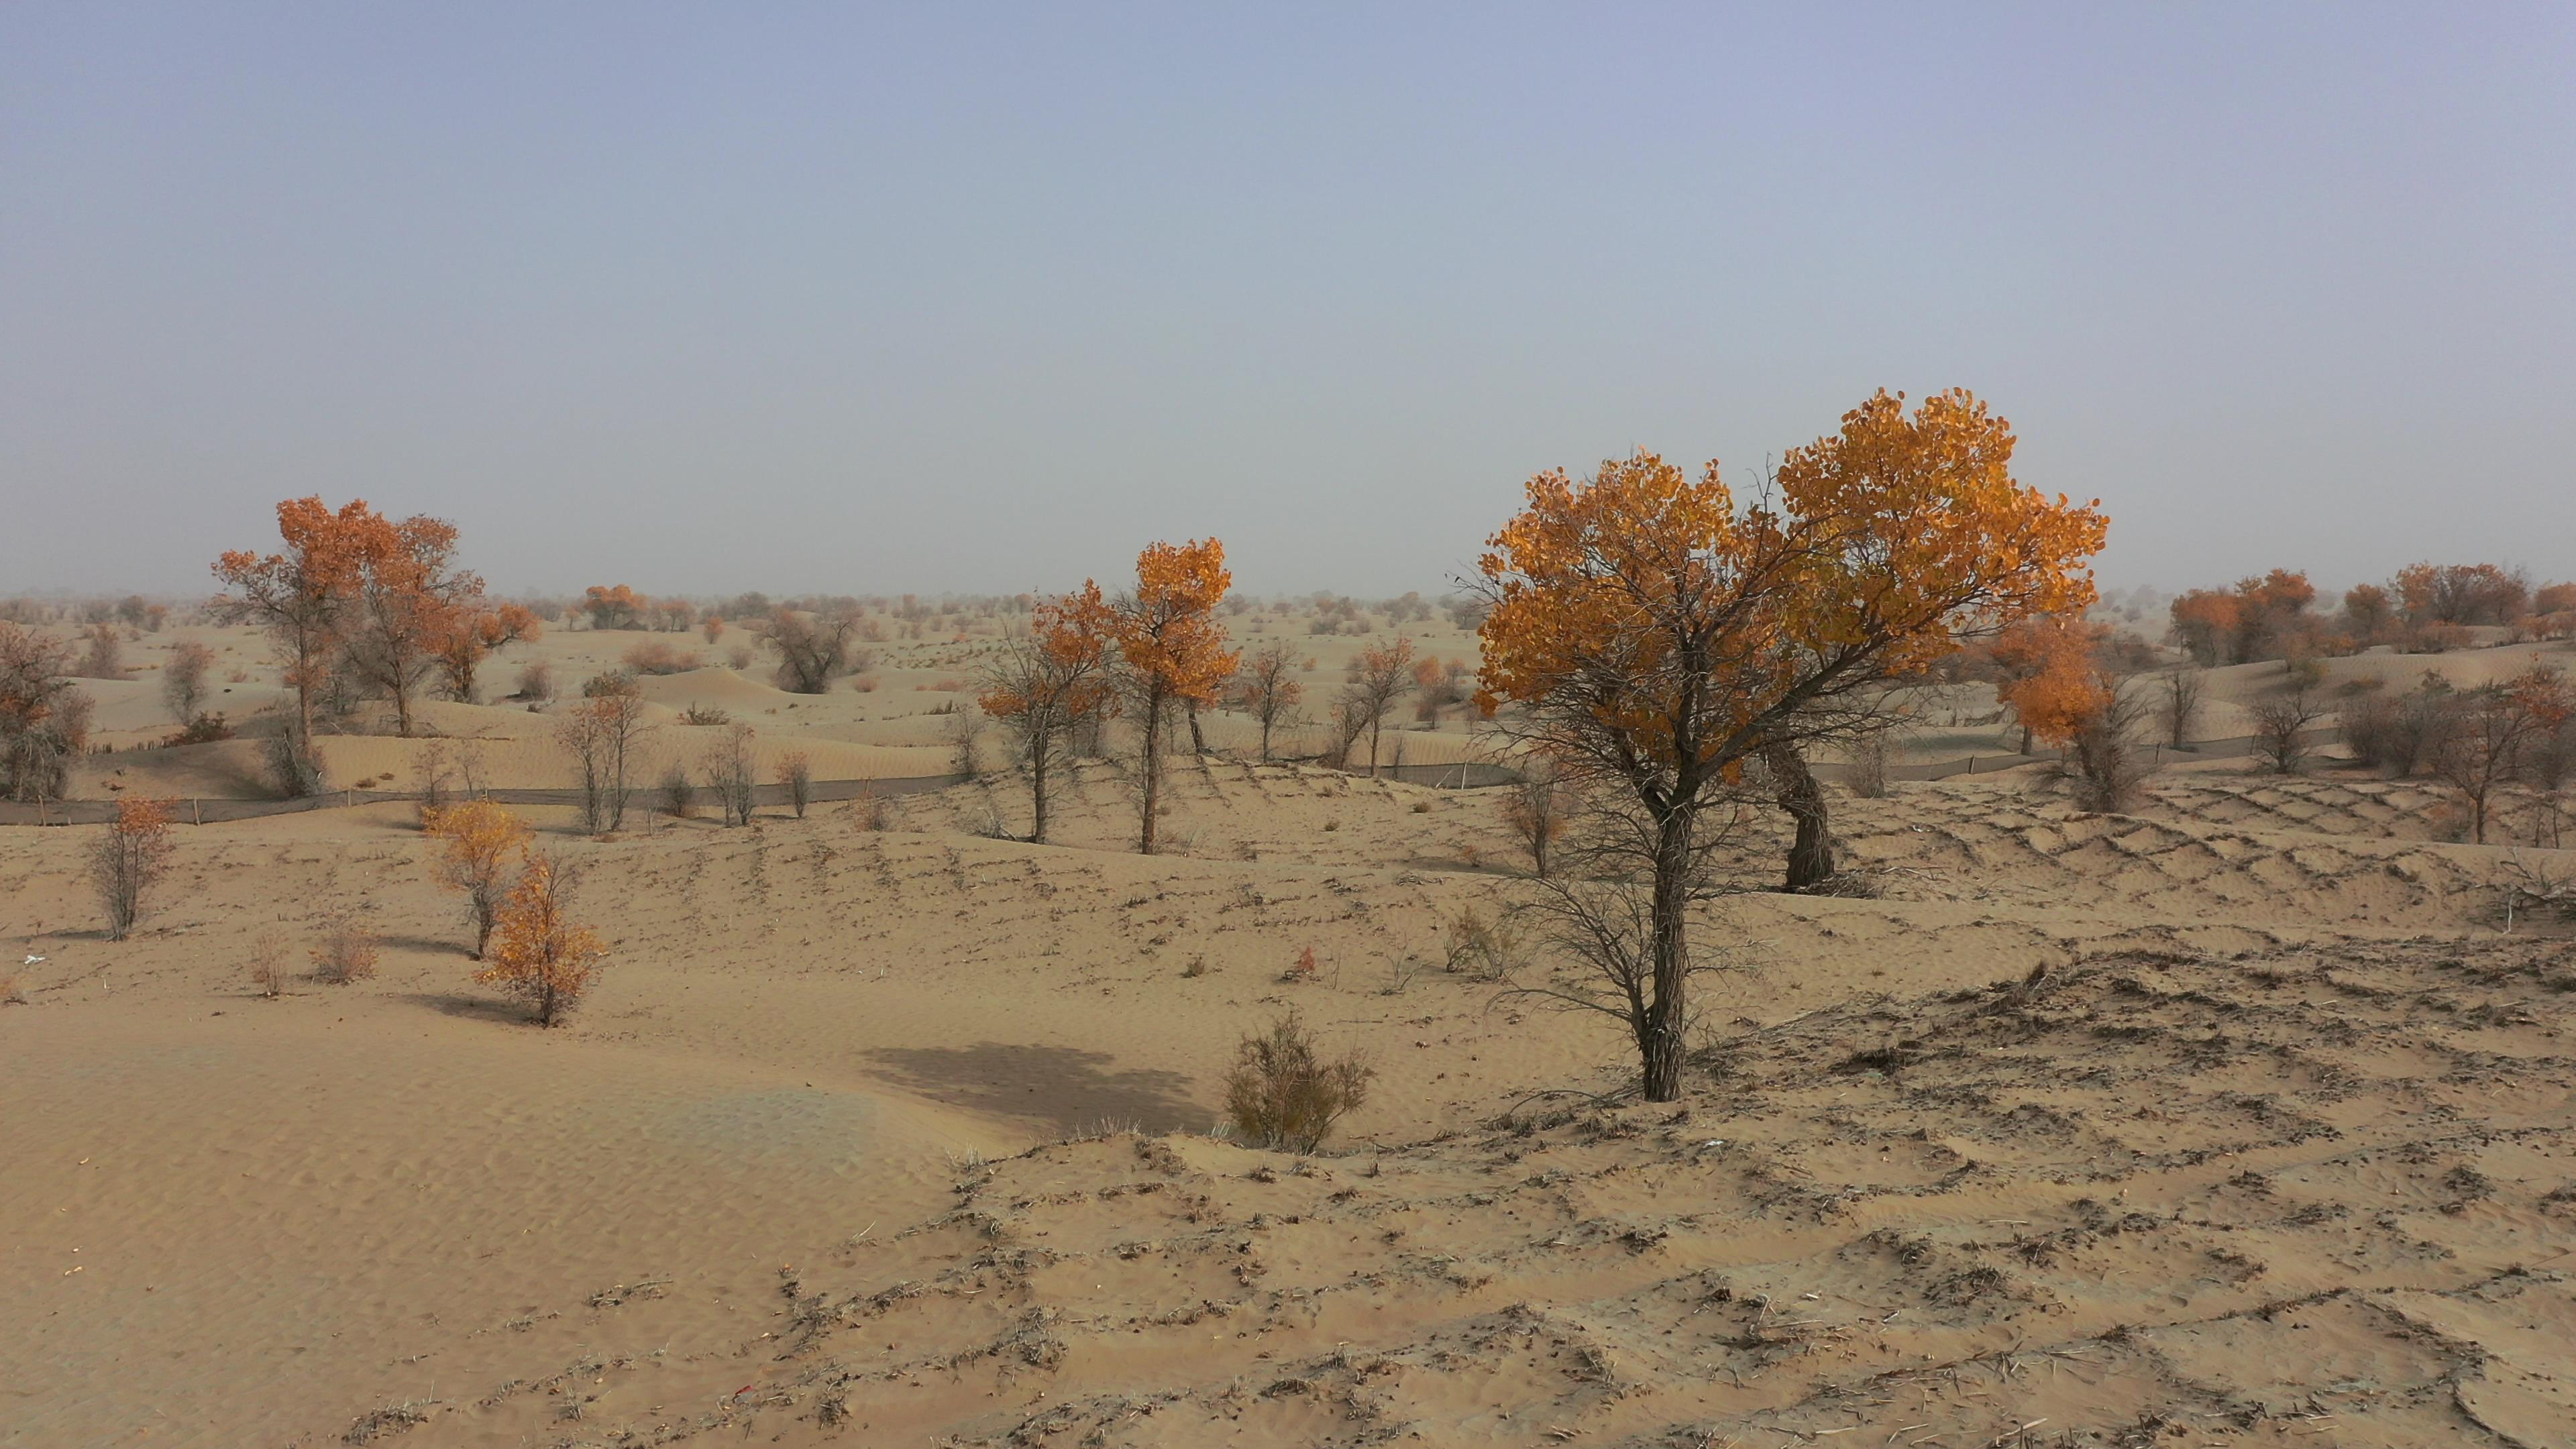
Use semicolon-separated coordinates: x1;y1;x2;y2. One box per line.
1474;389;2106;1099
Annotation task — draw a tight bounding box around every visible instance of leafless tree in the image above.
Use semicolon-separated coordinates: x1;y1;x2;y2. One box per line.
1232;640;1302;763
2069;678;2156;811
2430;685;2556;844
2247;688;2326;775
762;606;867;694
162;641;215;724
706;721;759;826
1339;643;1416;777
775;750;813;818
2158;667;2205;749
1499;763;1570;876
560;674;649;832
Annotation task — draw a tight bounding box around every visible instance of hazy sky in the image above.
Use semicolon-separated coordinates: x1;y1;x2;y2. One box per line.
5;4;2571;600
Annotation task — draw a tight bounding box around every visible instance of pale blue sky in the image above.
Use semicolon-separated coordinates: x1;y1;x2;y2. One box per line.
5;4;2570;598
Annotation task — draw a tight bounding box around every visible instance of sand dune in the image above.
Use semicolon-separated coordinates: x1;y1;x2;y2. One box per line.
7;629;2573;1446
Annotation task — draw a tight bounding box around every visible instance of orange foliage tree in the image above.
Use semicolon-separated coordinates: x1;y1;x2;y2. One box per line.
93;796;176;941
476;851;607;1026
432;602;541;704
1110;539;1236;854
426;799;533;959
582;584;649;631
212;496;384;741
1474;389;2106;1099
979;583;1116;843
1987;616;2110;753
344;513;484;737
1993;619;2115;749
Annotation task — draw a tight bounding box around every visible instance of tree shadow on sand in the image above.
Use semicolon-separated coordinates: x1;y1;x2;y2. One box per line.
865;1042;1202;1135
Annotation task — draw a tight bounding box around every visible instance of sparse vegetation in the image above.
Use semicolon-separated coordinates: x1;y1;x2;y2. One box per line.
92;797;176;940
1222;1011;1373;1152
476;852;606;1026
311;912;380;984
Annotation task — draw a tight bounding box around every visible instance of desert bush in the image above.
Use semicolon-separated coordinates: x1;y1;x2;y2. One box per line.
76;623;123;680
1500;769;1570;875
776;750;812;818
658;761;698;818
476;852;606;1025
262;728;327;798
623;639;703;676
162;640;215;722
0;622;92;802
93;797;176;940
2068;684;2154;811
513;659;555;702
1222;1011;1373;1152
726;643;754;671
162;712;233;747
853;786;890;831
762;606;868;694
1444;904;1524;981
706;722;759;826
680;701;730;726
311;913;380;984
246;932;287;998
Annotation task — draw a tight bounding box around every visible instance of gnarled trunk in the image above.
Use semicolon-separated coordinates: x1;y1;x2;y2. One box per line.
1767;743;1835;892
1640;801;1695;1102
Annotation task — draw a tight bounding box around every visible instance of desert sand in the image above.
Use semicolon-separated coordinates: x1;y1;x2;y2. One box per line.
5;618;2575;1448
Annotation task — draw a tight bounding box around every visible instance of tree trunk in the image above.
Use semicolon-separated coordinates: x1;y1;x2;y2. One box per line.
1368;715;1384;777
1767;743;1835;891
2018;724;2033;755
1187;702;1206;754
1029;732;1051;844
1640;803;1694;1102
1138;686;1164;855
1258;715;1273;763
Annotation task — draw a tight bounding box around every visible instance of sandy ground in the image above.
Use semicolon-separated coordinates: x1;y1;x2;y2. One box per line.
5;625;2575;1447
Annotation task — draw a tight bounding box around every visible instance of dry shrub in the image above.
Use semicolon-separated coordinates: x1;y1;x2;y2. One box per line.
1499;771;1568;875
513;659;555;702
1845;730;1891;798
623;640;703;676
311;913;380;984
1222;1011;1373;1152
776;750;812;818
162;712;234;747
659;761;698;818
1285;945;1320;982
247;932;287;998
853;786;889;831
680;702;731;726
263;729;326;798
1444;904;1523;981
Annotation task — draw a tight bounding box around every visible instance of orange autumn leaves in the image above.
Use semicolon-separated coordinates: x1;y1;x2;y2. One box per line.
213;496;541;735
981;537;1236;853
1476;388;2108;772
1990;617;2116;749
425;801;606;1026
